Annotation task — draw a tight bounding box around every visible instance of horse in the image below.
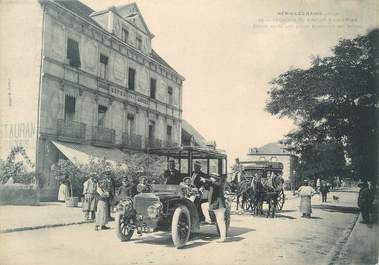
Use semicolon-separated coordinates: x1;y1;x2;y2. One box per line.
252;172;284;218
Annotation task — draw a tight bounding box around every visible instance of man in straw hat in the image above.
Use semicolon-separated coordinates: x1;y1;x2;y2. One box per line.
297;179;316;218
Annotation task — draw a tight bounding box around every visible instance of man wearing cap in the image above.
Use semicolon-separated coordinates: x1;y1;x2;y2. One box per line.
191;161;209;189
82;172;97;221
297;179;316;218
163;160;182;185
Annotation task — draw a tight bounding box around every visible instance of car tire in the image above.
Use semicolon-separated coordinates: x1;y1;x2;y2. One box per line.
171;205;191;249
115;212;135;242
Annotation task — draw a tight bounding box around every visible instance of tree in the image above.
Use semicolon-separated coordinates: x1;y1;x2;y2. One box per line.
51;159;83;197
266;29;378;182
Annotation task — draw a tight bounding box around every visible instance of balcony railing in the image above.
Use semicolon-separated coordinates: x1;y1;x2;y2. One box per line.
145;137;162;149
91;126;115;147
57;119;86;143
122;133;142;150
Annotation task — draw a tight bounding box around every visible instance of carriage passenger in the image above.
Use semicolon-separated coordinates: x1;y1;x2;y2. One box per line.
163;160;182;185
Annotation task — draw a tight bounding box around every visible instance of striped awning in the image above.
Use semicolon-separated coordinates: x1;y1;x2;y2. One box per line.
51;141;126;168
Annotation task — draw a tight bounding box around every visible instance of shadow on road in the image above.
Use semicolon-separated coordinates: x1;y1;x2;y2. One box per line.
134;226;255;248
313;205;359;214
274;213;297;220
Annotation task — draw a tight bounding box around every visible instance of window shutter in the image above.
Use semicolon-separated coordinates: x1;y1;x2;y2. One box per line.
67;38;81;68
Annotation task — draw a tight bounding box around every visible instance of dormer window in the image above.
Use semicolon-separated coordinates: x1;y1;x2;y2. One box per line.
122;28;129;43
136;35;142;50
66;38;81;68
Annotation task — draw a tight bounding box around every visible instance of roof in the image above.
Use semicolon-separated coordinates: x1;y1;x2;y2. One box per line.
240;161;284;171
181;120;207;147
50;0;182;79
148;146;227;159
52;0;101;27
151;50;178;74
248;141;293;155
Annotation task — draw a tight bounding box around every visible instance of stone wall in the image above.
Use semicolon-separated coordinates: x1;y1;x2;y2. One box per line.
0;184;40;206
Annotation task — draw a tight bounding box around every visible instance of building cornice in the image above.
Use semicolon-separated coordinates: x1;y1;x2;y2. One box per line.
41;0;185;84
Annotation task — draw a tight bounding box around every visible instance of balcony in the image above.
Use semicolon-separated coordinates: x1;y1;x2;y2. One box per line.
57;119;86;143
122;133;142;150
91;126;115;147
145;137;162;149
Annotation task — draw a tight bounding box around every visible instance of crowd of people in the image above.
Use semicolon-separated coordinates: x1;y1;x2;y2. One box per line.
56;160;228;242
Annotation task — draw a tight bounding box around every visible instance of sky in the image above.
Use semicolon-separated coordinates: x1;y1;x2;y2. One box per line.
83;0;377;161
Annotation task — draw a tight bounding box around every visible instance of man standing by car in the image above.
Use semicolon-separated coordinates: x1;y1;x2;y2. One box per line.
164;160;182;185
208;174;227;243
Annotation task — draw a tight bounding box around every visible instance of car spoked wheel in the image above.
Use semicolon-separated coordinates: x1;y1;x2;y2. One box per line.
171;205;191;249
116;212;135;242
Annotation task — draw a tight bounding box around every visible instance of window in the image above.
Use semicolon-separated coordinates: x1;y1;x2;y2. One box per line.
150;78;156;99
136;35;142;50
168;86;173;105
148;120;155;140
66;38;81;68
127;114;135;135
128;68;135;90
64;95;76;121
122;28;129;43
166;125;172;142
99;54;108;79
98;105;107;127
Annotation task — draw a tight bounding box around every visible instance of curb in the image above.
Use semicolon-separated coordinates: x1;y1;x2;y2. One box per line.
315;204;359;213
0;220;92;234
326;213;360;265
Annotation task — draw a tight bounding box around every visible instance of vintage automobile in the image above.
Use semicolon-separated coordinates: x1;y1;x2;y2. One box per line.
115;146;230;248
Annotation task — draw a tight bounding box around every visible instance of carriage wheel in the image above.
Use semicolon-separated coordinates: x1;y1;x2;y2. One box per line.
275;190;285;211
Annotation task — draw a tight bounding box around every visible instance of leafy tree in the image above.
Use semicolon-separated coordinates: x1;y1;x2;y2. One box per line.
51;159;83;197
266;29;378;183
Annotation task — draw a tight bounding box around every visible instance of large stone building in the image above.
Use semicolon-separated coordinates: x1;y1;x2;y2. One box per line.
0;0;184;199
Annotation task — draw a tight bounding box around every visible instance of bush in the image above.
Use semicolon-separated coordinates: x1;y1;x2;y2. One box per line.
0;146;37;185
51;159;84;197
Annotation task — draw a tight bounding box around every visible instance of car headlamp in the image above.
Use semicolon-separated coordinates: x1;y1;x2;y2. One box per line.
147;201;162;218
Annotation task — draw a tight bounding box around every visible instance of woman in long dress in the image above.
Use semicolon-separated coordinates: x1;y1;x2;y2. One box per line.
297;180;316;217
58;179;70;202
95;180;110;231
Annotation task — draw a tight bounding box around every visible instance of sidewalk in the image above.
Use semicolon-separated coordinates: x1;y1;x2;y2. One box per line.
335;214;378;265
0;202;90;233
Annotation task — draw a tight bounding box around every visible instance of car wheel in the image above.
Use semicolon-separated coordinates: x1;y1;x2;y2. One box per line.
115;212;135;242
171;205;191;249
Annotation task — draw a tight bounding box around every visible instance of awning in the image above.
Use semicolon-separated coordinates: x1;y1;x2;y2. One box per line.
51;141;127;168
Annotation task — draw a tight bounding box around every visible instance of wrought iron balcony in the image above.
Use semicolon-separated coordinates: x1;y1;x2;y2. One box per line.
91;126;115;147
145;137;162;149
57;119;86;143
122;133;142;150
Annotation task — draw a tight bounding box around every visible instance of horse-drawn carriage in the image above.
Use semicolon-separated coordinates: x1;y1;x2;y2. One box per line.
226;161;285;217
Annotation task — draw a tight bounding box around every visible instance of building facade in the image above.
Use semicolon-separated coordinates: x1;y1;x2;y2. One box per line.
0;0;184;199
